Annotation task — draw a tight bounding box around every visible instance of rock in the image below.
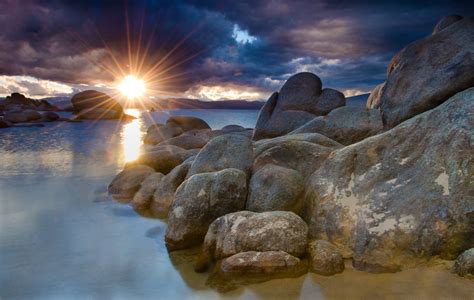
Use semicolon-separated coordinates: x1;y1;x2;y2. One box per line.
4;109;42;123
221;125;245;132
253;72;346;140
159;132;210;149
187;134;254;178
165;168;248;251
291;106;383;145
253;140;335;178
254;133;343;157
304;88;474;272
108;165;155;201
151;158;194;217
144;124;184;145
308;240;345;276
166;115;210;132
432;15;463;34
452;248;474;277
366;82;385;109
75;107;120;120
2;93;58;111
41;111;60;122
71;90;123;114
131;172;164;212
246;164;305;214
135;145;196;174
0;118;12;128
380;17;474;127
196;211;308;271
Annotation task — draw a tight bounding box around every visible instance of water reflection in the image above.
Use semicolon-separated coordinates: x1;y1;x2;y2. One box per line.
121;109;144;163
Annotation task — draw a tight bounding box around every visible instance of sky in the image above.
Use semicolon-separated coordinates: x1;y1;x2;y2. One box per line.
0;0;472;101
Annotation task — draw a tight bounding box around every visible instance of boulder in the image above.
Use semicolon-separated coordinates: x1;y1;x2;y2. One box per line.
41;111;60;122
452;248;474;277
144;124;184;145
380;16;474;127
253;140;335;178
159;132;210;149
4;109;41;123
196;211;308;271
108;165;155;201
0;118;12;128
366;82;385;109
432;15;463;34
253;72;346;140
221;125;246;132
291;106;383;145
71;90;123;114
131;172;164;212
246;164;305;214
308;240;345;276
304;88;474;272
187;134;254;178
166;115;210;131
135;145;196;174
75;107;120;120
165;168;248;251
151;158;194;217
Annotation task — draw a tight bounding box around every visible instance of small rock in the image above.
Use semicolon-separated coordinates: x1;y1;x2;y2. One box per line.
308;240;345;276
41;111;60;122
452;248;474;277
131;172;164;212
108;165;155;201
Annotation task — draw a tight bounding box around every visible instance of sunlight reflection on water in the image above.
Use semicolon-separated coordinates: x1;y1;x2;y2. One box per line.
121;109;144;163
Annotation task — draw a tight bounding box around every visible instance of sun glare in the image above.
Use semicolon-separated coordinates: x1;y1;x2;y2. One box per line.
119;75;145;99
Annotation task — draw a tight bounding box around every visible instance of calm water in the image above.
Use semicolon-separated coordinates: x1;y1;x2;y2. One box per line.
0;109;472;299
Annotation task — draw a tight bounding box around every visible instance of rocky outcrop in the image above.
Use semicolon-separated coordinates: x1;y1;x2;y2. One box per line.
304;88;474;272
366;82;385;109
187;134;254;178
246;164;305;214
166;115;211;131
108;165;155;201
380;16;474;127
71;90;123;114
165;168;248;251
253;72;345;140
0;93;58;111
195;211;308;271
452;248;474;277
308;240;344;276
291;106;383;145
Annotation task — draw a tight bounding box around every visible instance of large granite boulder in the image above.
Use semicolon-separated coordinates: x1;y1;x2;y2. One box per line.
108;165;155;201
366;82;385;109
452;248;474;277
291;106;383;145
380;16;474;127
159;131;211;149
246;164;305;214
144;124;184;145
71;90;123;114
195;211;308;271
166;115;211;132
253;72;345;140
75;108;120;120
165;168;248;251
304;88;474;272
308;240;345;276
432;15;463;34
135;145;197;174
187;134;254;178
131;172;164;212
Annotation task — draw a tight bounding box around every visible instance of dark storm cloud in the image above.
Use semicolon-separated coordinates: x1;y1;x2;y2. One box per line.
0;0;472;98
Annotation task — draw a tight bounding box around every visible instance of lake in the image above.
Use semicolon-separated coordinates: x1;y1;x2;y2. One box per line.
0;109;472;299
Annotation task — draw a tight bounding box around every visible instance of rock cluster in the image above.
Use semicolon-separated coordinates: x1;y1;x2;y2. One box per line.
107;15;474;289
0;93;58;111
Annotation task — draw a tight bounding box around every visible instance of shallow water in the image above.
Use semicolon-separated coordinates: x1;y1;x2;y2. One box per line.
0;109;472;299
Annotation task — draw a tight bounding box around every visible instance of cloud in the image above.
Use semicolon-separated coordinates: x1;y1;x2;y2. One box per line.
0;75;73;98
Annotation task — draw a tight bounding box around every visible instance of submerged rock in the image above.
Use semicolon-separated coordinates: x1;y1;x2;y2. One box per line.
308;240;344;276
108;165;155;201
304;88;474;272
452;248;474;277
165;168;248;251
253;72;345;140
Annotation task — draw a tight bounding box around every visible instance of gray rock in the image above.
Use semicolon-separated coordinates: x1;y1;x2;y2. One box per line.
159;132;210;149
0;117;12;128
187;134;254;178
366;82;385;109
135;145;196;174
253;140;335;178
304;88;474;272
432;15;463;34
196;211;308;271
131;172;164;212
253;72;346;140
75;108;120;120
308;240;344;276
291;106;383;145
165;168;248;251
71;90;123;114
166;115;210;131
221;125;246;132
108;165;155;201
380;16;474;127
452;248;474;277
144;124;184;145
4;109;42;123
151;158;194;217
246;164;305;214
41;111;60;122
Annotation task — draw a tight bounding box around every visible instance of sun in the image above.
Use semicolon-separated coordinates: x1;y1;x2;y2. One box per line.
119;75;145;99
